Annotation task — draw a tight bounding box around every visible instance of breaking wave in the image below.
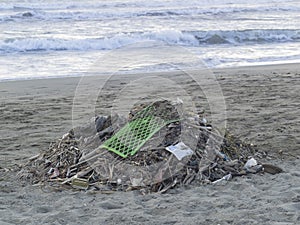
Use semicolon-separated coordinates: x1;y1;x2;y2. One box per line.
1;3;300;22
1;29;299;53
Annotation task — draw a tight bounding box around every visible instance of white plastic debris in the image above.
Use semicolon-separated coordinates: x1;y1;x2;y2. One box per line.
130;178;144;187
165;142;194;161
244;157;258;170
212;174;232;185
171;97;183;105
61;133;69;140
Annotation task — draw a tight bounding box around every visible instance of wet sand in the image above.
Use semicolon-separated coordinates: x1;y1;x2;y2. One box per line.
0;64;300;224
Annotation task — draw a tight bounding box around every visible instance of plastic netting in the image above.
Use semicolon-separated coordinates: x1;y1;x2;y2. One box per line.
102;105;179;158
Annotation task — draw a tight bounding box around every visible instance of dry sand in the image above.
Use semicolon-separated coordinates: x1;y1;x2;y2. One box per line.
0;64;299;224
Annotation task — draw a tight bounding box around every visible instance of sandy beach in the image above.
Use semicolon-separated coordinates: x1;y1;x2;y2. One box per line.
0;64;299;224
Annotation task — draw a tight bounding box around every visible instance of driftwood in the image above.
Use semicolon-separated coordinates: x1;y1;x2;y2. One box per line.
18;100;278;193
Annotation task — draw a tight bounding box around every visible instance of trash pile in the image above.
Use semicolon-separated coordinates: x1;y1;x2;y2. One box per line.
18;100;282;193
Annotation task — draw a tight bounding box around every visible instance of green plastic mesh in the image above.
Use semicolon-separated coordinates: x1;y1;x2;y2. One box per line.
101;105;179;158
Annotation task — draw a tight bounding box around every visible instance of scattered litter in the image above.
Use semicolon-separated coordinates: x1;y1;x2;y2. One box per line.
247;165;263;174
244;158;257;170
201;118;207;125
117;178;122;185
49;168;60;179
212;174;232;185
171;97;183;105
215;149;230;161
244;157;264;174
130;178;144;187
18;100;281;193
165;142;194;160
71;177;89;190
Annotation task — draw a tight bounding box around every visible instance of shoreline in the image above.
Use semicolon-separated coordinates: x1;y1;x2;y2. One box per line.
1;61;300;84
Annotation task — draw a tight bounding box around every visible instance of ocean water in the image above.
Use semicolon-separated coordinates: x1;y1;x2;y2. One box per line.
0;0;300;81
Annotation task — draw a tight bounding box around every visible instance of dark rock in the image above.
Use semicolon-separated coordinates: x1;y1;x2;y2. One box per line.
22;12;34;17
95;116;108;132
262;164;283;174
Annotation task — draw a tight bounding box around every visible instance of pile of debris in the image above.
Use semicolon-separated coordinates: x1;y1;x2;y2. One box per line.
18;100;282;193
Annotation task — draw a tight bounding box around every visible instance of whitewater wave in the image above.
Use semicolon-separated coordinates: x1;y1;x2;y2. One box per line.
0;31;197;52
1;0;299;10
1;4;300;22
1;29;299;53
